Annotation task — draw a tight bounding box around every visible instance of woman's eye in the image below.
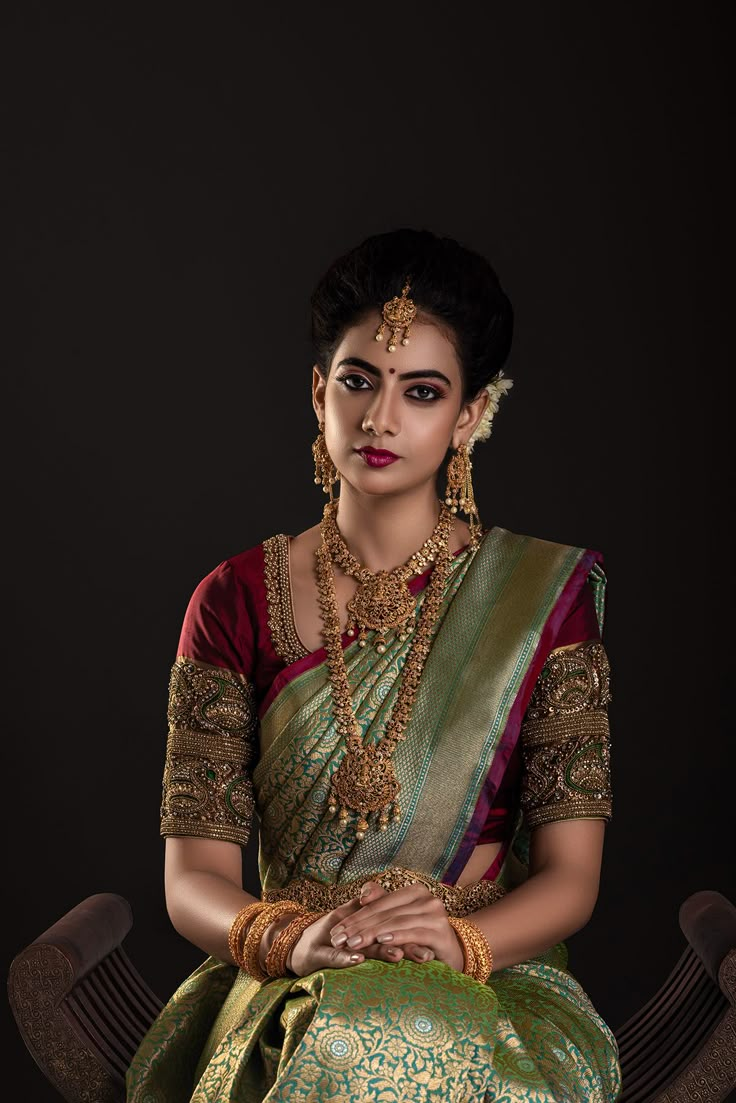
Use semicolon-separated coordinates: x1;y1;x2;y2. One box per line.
408;384;441;401
340;374;371;390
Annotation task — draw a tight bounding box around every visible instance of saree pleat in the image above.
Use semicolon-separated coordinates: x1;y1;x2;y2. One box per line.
127;529;621;1101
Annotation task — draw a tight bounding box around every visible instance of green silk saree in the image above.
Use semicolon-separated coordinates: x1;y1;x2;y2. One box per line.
127;527;621;1102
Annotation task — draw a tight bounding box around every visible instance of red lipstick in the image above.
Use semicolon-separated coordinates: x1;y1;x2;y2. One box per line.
356;446;400;467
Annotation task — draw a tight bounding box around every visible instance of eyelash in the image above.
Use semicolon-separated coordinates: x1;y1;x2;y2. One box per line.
337;373;445;402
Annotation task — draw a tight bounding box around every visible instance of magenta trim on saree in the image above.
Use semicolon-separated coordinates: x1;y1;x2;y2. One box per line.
443;548;605;887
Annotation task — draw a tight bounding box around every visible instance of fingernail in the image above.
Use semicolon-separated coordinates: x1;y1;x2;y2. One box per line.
332;925;345;935
420;951;432;961
332;933;348;946
386;947;400;957
349;953;362;963
377;933;393;943
347;935;362;948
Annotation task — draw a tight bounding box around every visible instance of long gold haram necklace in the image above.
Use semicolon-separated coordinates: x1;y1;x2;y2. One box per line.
315;504;455;838
320;497;454;653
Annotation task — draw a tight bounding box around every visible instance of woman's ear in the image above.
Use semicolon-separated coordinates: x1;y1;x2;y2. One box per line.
312;364;326;425
452;389;489;450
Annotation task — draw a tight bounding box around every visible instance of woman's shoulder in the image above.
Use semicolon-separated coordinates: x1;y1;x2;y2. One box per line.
184;533;281;619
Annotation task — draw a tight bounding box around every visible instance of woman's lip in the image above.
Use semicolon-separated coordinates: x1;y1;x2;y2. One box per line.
356;447;400;467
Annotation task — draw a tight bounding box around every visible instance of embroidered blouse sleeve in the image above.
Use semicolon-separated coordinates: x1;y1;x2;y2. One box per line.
159;560;259;847
519;575;613;830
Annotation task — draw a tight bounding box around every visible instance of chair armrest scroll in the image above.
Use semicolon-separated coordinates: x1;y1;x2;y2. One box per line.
679;890;736;987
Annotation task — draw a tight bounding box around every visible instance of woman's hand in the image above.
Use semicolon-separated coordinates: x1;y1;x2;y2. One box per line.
287;897;415;976
328;881;464;972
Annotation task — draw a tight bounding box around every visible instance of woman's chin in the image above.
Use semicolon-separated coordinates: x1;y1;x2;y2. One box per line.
338;472;433;502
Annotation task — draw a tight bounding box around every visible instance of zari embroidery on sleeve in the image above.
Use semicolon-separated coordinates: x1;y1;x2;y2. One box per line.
520;640;613;829
160;657;258;846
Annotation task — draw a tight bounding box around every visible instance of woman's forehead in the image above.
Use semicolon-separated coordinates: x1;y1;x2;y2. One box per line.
334;312;462;379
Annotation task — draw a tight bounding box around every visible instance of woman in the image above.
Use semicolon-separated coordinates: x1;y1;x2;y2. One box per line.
127;228;622;1101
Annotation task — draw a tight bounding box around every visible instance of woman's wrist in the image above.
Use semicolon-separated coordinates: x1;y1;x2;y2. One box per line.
448;917;494;983
445;925;467;972
258;912;302;972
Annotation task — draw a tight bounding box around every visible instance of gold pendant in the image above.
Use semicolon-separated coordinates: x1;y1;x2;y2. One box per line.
329;745;401;837
347;571;416;634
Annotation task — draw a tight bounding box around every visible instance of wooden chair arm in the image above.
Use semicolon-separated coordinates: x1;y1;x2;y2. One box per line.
678;889;736;994
28;892;133;990
8;893;161;1103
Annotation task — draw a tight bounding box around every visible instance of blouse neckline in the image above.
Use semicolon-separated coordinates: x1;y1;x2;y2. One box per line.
275;531;486;663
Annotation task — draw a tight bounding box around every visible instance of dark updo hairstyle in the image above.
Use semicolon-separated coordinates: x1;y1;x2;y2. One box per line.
310;228;513;403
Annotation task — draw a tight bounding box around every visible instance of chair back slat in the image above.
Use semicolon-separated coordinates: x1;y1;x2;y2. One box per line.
620;965;723;1068
616;946;701;1045
65;987;132;1078
108;947;164;1022
82;968;153;1051
620;992;728;1101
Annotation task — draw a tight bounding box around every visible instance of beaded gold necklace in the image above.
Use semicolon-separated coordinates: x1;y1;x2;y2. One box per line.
320;497;454;653
316;502;456;838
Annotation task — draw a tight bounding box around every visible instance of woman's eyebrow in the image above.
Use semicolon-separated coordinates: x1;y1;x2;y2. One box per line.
336;356;452;387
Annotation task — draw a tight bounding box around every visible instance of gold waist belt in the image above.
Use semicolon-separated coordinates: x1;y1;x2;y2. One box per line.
262;866;506;918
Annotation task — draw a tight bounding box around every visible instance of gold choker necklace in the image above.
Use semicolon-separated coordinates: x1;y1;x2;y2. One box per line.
315;503;456;838
319;499;454;653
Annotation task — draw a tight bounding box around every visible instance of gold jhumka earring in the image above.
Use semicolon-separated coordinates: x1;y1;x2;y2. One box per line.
374;279;417;351
445;443;482;548
312;424;339;502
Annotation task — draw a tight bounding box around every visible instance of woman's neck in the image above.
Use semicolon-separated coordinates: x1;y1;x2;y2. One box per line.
331;482;466;573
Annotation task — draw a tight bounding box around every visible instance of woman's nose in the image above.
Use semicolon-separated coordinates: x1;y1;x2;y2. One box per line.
362;385;400;437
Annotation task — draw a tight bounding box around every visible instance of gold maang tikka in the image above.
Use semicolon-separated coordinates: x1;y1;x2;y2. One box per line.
375;279;417;351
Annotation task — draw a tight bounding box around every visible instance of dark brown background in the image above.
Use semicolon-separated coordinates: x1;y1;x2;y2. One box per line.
4;3;734;1099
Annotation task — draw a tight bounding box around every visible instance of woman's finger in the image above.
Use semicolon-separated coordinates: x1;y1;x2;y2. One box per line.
358;881;386;905
326;898;363;924
330;884;429;938
332;906;441;948
362;942;405;963
340;922;440;952
320;944;366;969
403;943;435;963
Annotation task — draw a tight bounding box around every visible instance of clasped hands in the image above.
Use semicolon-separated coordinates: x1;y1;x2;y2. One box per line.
288;880;464;977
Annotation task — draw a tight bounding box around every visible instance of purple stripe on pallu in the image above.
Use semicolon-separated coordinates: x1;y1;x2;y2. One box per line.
443;548;604;887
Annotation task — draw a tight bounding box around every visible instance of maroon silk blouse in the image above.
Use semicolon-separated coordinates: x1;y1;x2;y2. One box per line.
177;537;602;851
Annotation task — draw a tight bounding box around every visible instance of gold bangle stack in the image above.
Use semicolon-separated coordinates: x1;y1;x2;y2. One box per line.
448;917;494;984
227;902;265;968
265;912;322;978
228;901;305;981
244;901;305;981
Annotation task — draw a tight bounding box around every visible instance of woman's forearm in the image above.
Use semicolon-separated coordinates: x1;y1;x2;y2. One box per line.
471;866;599;973
166;870;259;964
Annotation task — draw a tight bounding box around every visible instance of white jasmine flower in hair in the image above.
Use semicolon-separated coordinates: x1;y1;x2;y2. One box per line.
468;371;513;451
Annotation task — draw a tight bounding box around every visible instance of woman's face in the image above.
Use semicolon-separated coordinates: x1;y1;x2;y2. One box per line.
312;310;488;500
